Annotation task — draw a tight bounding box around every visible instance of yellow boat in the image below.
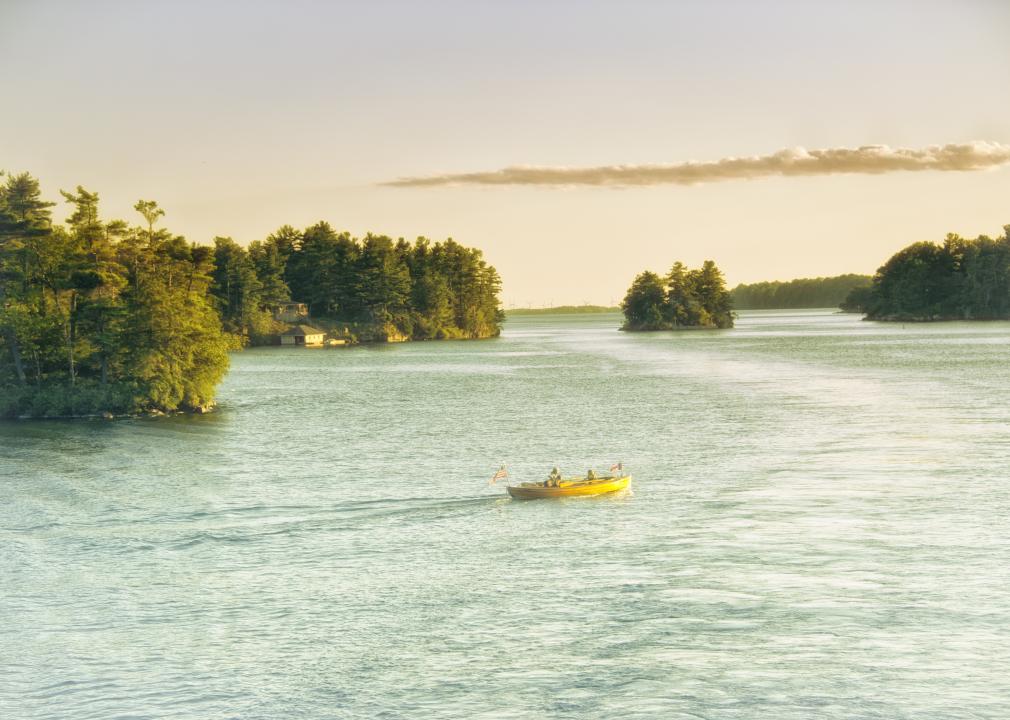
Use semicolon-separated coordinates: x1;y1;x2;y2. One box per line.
506;475;631;500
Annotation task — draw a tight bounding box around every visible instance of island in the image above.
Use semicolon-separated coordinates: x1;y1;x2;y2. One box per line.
842;226;1010;320
621;260;734;330
0;171;504;418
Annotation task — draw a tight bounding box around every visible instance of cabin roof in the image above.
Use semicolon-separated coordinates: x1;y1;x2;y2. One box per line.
280;324;326;336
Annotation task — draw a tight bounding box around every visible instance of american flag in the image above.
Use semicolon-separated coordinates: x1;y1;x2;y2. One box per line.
610;462;623;473
490;465;508;485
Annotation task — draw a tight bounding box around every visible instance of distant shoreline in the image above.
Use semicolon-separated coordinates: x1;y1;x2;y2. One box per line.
506;305;619;316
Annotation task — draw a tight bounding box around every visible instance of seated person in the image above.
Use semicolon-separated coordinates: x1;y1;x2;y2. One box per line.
587;469;597;480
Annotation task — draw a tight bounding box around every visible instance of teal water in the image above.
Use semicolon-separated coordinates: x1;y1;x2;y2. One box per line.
3;310;1010;719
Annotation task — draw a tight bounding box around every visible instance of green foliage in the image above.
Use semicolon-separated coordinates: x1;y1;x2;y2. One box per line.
621;271;668;330
2;170;504;417
211;236;263;340
732;274;873;310
0;172;229;417
0;381;138;418
839;284;874;313
861;228;1010;320
621;261;734;331
250;226;504;340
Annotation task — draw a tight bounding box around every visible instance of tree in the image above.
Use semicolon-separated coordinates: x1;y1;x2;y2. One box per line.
353;234;411;325
61;187;128;386
867;241;955;320
690;260;733;329
839;284;873;313
134;199;164;244
0;172;55;386
621;271;667;330
248;237;291;306
210;236;263;339
666;261;696;326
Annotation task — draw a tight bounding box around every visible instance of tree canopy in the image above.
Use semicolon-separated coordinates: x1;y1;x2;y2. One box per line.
621;260;734;331
732;274;872;309
1;171;505;417
238;228;503;341
849;227;1010;320
0;173;229;417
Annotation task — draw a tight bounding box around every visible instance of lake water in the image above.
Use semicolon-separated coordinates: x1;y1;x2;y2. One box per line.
3;310;1010;719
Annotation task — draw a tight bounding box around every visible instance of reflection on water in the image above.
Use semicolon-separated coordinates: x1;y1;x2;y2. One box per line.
3;310;1010;719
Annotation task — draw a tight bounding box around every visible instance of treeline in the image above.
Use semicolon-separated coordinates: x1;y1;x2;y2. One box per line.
1;171;504;418
217;223;503;342
844;226;1010;320
621;260;734;330
507;305;618;315
0;173;229;417
732;274;871;309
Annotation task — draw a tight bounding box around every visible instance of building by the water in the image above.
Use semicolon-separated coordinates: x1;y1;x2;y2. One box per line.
279;324;326;347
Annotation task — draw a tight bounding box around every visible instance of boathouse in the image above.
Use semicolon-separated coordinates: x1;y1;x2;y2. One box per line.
279;324;326;347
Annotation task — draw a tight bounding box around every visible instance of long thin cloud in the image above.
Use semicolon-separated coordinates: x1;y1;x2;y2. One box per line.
384;141;1010;188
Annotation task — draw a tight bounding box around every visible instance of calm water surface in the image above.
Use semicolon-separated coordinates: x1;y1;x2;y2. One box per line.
3;310;1010;719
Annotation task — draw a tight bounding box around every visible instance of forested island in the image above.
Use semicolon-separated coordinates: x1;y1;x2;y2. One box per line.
732;274;871;309
621;260;734;330
0;171;503;418
216;224;503;343
843;225;1010;320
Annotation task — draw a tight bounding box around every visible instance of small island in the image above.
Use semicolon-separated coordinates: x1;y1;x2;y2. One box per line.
621;260;734;330
0;171;504;418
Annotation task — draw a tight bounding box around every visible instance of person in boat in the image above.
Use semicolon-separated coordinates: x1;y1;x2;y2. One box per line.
546;467;561;486
586;469;597;481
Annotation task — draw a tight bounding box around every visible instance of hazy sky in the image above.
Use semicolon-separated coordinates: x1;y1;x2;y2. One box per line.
3;0;1009;306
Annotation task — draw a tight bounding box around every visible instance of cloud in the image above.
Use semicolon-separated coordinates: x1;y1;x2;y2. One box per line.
384;141;1010;188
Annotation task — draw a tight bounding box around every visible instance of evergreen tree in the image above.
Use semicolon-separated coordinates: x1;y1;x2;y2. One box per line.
0;172;55;386
248;237;291;306
211;236;263;339
690;260;734;329
666;261;696;326
621;271;667;330
352;234;411;327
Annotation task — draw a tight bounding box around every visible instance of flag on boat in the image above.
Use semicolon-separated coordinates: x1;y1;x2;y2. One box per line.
490;465;508;485
610;462;623;473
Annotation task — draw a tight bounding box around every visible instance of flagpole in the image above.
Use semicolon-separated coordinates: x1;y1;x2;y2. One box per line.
490;464;509;487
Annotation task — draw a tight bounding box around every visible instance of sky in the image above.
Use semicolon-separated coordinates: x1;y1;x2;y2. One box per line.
2;0;1009;307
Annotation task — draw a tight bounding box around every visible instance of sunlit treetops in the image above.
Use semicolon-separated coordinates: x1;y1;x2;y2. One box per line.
0;171;504;418
621;260;734;331
844;226;1010;320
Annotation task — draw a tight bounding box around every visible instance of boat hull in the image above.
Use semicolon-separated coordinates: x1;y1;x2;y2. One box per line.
506;475;631;500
